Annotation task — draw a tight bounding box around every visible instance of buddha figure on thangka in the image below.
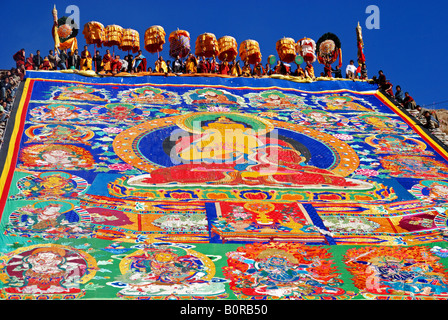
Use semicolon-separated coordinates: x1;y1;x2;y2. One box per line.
104;111;396;202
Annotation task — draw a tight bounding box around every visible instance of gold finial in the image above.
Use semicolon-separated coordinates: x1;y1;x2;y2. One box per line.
52;4;58;22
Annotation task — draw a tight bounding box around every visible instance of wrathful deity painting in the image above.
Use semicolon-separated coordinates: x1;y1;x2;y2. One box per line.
1;72;448;300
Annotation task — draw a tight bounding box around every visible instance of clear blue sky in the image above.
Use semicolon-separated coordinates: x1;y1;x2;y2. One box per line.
1;0;447;109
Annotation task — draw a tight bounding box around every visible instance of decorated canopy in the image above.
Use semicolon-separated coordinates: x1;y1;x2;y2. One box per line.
296;37;316;64
316;32;342;67
104;25;123;47
120;29;140;53
144;25;166;54
276;37;296;63
168;30;190;59
82;21;105;48
239;40;262;64
51;5;78;53
217;36;238;62
195;33;219;58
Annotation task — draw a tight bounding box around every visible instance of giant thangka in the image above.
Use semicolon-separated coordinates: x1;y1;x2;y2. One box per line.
0;71;448;300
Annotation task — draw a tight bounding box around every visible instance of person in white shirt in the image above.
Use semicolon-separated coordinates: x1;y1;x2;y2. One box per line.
346;60;357;79
120;58;128;72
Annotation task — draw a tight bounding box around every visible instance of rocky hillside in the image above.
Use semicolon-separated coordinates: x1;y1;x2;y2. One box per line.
435;109;448;135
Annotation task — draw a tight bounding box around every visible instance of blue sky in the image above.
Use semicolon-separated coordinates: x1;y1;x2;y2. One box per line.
1;0;447;109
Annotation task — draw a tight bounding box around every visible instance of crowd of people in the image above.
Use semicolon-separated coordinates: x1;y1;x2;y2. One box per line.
0;67;23;147
12;47;370;81
375;70;440;132
3;46;443;149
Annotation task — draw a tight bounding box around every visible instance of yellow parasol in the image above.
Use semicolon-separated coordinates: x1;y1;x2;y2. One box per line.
217;36;238;62
82;21;105;47
120;29;140;54
239;40;262;65
144;25;166;54
195;33;218;58
103;25;123;57
276;37;296;63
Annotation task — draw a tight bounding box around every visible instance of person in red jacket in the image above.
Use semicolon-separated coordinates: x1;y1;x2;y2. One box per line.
39;57;52;70
13;49;25;69
403;92;417;110
218;59;230;75
25;53;35;70
111;55;123;74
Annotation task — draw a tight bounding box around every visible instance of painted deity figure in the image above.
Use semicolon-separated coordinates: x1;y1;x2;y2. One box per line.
10;172;87;200
345;247;448;298
261;93;296;108
26;124;92;145
223;243;348;299
381;155;448;179
365;134;429;155
245;90;305;110
4;246;83;295
130;114;370;190
98;103;145;122
192;90;237;105
120;87;180;105
429;182;448;200
183;88;244;108
54;86;107;102
411;180;448;206
10;202;92;238
108;244;227;299
20;145;95;170
319;94;374;112
32;174;73;198
30;103;92;124
37;147;79;169
42;104;81;122
30;203;64;230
